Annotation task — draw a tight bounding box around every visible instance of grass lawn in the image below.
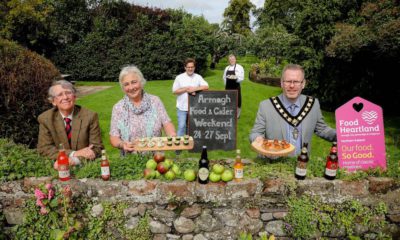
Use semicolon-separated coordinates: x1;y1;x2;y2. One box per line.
76;56;400;179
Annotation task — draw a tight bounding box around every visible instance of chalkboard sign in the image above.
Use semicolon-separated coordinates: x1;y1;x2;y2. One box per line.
188;91;237;152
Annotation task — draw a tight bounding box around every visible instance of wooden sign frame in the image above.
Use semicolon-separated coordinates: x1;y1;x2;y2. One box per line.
188;90;238;152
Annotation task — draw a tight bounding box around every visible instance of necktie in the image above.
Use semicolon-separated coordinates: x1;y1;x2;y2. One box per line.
64;118;72;145
289;104;299;140
289;104;297;116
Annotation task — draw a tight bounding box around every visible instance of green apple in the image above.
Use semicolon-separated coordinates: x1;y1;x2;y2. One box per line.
183;169;196;182
143;168;155;179
164;159;174;169
209;172;221;182
165;170;176;181
171;164;181;176
212;164;225;174
154;170;161;179
146;159;157;170
221;169;234;182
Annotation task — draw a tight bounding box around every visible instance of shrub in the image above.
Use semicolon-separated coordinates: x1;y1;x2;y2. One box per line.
0;138;55;181
0;39;60;147
284;196;389;239
258;57;288;78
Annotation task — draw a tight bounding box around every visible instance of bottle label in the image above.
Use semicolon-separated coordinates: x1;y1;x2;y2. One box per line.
198;168;209;181
234;168;243;179
295;167;307;176
325;161;338;177
325;168;337;177
295;165;307;176
101;166;110;176
58;169;70;179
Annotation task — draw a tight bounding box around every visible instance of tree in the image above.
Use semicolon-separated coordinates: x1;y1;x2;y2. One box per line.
0;0;55;55
252;24;297;61
318;0;400;114
253;0;362;89
209;28;246;69
222;0;255;36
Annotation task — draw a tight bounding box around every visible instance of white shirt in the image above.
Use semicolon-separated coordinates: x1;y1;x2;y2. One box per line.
59;112;73;126
223;63;245;85
172;72;209;111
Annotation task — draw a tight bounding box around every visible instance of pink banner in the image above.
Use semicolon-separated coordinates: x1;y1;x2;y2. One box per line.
335;96;386;171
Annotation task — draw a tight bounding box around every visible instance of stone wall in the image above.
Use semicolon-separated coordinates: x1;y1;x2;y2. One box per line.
1;177;400;239
250;76;281;87
248;67;281;87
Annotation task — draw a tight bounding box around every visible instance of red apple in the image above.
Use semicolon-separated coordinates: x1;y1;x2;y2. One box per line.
154;151;165;163
157;162;169;174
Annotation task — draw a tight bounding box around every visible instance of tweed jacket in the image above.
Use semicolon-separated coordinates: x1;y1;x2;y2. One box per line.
249;94;336;151
37;105;103;160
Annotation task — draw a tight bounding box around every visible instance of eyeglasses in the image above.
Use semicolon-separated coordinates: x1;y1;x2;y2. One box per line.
283;80;304;86
54;91;74;99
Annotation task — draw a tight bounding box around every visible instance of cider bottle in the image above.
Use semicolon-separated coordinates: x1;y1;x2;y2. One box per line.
198;146;209;184
295;143;309;180
324;142;338;180
57;143;70;181
234;149;243;181
101;149;110;181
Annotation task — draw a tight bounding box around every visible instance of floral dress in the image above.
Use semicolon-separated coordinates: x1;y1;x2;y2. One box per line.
110;92;171;143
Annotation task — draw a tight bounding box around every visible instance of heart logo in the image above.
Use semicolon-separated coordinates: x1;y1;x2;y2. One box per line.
362;111;378;125
353;103;363;112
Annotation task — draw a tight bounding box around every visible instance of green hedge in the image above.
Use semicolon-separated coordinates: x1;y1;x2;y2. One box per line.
50;3;212;81
0;39;59;148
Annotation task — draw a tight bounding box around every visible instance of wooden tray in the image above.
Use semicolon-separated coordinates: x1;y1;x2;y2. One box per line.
251;139;295;157
133;137;194;152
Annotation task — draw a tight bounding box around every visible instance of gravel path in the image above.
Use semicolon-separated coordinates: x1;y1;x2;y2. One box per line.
75;86;112;98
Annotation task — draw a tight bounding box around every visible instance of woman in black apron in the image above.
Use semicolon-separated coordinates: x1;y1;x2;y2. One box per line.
225;64;242;118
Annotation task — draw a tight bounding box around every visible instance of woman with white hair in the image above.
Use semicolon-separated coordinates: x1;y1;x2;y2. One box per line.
110;65;176;154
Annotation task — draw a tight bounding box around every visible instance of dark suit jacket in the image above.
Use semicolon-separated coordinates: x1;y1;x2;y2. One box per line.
37;105;103;160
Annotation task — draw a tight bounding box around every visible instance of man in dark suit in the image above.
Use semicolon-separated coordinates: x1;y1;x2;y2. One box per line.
37;80;103;167
249;64;336;155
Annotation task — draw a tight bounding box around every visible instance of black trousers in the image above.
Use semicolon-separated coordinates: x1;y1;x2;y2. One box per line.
225;80;241;108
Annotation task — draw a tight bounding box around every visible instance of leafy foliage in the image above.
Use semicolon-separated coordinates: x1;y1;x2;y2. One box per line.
0;39;59;147
0;0;55;55
75;153;149;180
318;0;400;114
0;139;55;182
209;29;247;68
222;0;256;36
254;0;400;114
258;57;289;78
252;24;297;61
285;196;389;239
12;188;151;240
14;184;84;240
1;1;213;81
85;202;151;240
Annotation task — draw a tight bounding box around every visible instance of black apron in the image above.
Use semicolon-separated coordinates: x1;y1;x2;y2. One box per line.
225;64;241;108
